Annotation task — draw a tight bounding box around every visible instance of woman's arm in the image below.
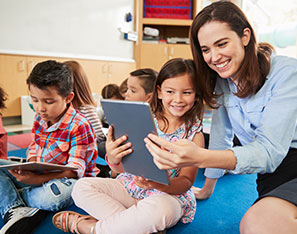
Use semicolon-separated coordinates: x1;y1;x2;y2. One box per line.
159;132;204;195
145;134;237;170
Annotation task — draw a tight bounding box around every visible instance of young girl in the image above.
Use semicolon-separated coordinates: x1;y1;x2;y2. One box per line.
52;58;205;234
64;61;106;158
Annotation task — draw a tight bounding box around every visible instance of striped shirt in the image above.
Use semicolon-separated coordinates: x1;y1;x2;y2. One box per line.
78;105;105;142
28;104;99;178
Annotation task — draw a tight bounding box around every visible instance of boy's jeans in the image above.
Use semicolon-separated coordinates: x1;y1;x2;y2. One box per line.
0;161;76;218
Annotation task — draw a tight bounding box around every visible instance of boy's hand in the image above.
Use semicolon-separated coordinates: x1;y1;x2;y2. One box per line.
134;176;167;191
105;126;133;165
8;169;41;185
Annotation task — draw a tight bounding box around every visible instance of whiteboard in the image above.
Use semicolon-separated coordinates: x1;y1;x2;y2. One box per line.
0;0;135;61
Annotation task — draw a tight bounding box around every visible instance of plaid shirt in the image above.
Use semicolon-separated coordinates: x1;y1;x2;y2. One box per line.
28;104;99;177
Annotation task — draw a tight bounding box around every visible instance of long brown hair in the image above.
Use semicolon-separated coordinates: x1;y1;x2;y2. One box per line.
150;58;203;137
63;61;95;108
190;1;274;108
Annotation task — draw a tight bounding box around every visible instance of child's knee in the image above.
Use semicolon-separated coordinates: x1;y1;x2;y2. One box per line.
25;178;75;211
71;178;93;201
141;195;182;226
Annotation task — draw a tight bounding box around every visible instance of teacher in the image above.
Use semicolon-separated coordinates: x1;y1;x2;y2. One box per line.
145;1;297;233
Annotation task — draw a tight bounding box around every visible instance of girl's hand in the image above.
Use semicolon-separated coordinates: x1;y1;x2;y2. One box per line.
134;176;167;191
144;134;204;170
8;169;41;185
105;126;133;165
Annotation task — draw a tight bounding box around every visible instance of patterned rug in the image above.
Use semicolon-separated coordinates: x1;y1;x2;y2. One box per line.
7;132;33;151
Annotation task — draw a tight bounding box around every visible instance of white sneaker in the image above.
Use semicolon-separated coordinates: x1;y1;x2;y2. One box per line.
0;207;40;234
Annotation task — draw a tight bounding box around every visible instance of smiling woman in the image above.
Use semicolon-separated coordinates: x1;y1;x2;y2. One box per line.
144;1;297;234
197;21;251;82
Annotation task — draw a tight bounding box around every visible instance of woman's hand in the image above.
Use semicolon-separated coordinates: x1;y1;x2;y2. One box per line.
144;133;204;170
134;176;167;191
105;126;133;165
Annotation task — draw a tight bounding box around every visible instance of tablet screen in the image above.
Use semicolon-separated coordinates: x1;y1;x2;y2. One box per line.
101;99;169;185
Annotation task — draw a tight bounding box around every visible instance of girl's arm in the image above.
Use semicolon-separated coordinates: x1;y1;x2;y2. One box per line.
105;126;133;173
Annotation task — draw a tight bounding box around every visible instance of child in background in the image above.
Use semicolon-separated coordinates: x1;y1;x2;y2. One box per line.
99;68;158;169
99;84;123;129
0;60;99;234
125;68;157;102
0;87;7;159
101;84;124;100
64;61;106;156
52;58;204;234
107;68;158;178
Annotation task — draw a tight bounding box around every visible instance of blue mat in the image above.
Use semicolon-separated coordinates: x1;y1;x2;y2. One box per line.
2;150;258;234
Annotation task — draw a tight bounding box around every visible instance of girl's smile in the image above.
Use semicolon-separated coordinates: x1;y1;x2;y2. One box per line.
158;73;195;122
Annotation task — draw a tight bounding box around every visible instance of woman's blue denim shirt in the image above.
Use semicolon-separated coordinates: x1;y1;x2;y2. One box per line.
205;55;297;178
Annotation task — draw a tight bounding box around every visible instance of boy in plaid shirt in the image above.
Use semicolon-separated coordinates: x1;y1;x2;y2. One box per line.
0;60;99;234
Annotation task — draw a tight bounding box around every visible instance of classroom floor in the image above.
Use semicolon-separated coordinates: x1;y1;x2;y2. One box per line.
2;124;258;234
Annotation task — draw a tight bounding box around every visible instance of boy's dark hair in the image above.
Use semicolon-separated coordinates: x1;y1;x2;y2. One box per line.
26;60;73;97
130;68;158;94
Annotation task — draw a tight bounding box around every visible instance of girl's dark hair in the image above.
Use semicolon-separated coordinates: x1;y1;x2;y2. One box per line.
190;0;274;108
63;61;95;108
130;68;158;94
26;60;73;98
101;84;124;100
0;87;7;114
150;58;203;137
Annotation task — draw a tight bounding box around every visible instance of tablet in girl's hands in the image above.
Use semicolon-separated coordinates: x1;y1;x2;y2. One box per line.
101;99;169;185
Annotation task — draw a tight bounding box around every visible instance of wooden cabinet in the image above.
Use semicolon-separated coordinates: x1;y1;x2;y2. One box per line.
140;43;192;71
134;0;201;70
76;59;135;95
0;54;135;117
0;54;52;117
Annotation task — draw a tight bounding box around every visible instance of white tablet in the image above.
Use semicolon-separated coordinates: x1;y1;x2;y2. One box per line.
101;99;169;185
0;159;77;173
